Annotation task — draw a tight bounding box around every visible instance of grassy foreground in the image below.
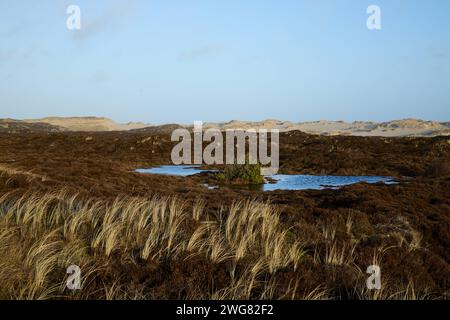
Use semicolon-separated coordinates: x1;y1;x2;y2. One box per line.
0;189;434;300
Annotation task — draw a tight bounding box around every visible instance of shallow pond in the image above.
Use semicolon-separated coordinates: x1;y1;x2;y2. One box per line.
137;165;209;177
262;174;394;191
136;165;395;191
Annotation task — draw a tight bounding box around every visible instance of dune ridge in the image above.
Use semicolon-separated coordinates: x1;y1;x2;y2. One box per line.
1;117;449;136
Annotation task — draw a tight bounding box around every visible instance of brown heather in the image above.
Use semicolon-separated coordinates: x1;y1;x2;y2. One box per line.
0;189;436;300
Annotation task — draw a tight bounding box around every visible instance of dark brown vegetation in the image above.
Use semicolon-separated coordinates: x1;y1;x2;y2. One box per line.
0;120;66;133
0;130;449;299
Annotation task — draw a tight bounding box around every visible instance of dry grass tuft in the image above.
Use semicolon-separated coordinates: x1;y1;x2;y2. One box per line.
0;190;437;300
0;190;305;299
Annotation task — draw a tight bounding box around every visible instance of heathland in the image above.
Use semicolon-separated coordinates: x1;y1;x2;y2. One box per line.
0;122;449;299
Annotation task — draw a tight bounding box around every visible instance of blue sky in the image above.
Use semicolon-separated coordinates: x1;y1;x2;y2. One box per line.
0;0;449;124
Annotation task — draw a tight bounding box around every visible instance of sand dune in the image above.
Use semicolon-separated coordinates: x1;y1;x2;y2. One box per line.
203;118;450;137
0;119;66;133
27;117;149;132
2;117;449;136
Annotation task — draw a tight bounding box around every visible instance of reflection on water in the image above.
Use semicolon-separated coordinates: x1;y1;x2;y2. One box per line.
262;174;394;191
136;165;206;176
136;165;395;191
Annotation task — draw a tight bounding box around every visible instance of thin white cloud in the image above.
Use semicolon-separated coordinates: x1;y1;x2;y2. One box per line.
429;48;448;60
178;44;225;61
90;70;111;83
70;0;140;42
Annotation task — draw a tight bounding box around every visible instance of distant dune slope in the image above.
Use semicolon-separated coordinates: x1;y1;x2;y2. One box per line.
1;117;449;136
0;119;66;133
203;119;450;137
130;124;185;134
27;117;150;132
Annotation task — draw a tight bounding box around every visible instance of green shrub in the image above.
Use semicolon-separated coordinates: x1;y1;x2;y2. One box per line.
216;163;265;184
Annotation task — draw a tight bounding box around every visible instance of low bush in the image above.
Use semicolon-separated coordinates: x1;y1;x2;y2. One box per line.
216;163;265;184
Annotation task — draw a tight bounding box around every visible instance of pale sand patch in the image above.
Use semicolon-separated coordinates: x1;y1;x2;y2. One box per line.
4;117;450;136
